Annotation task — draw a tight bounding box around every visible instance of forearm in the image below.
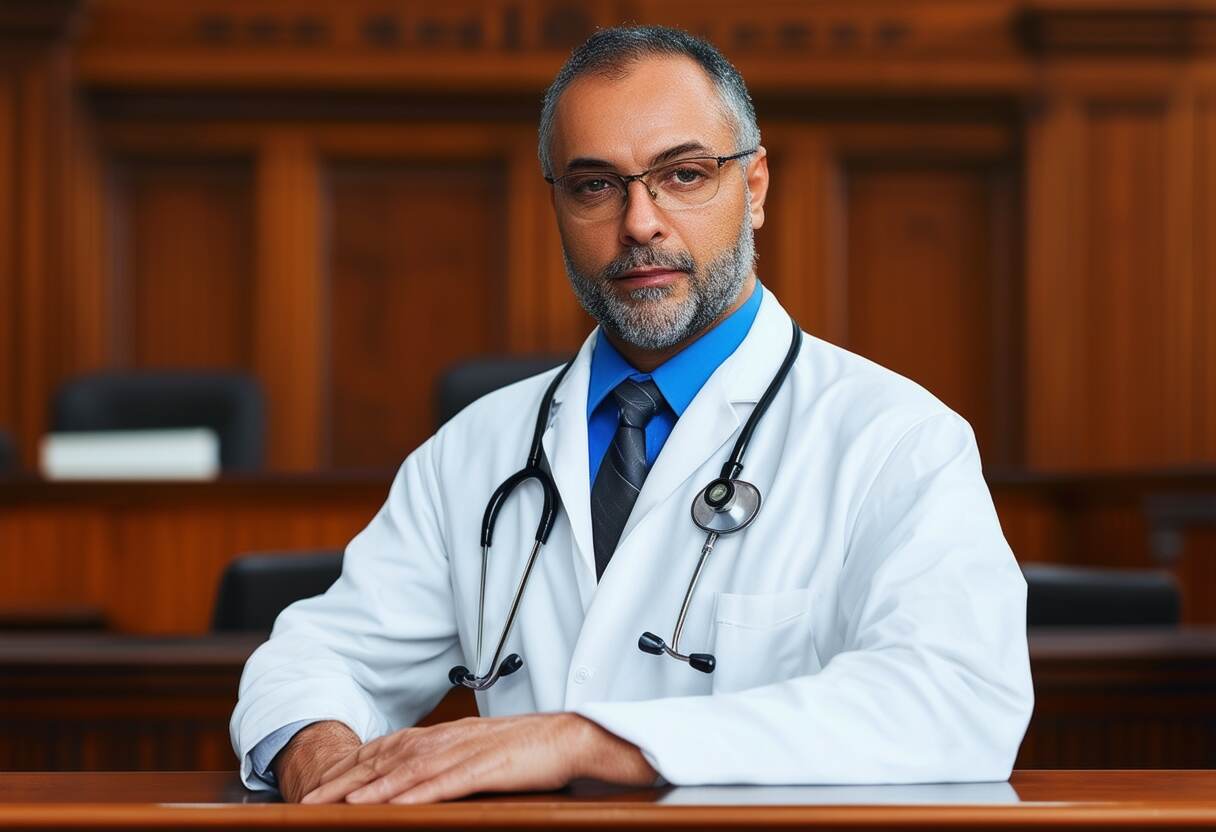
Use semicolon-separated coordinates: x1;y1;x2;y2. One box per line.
576;647;1032;785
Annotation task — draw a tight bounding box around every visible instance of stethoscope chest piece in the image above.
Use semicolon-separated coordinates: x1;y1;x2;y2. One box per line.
692;477;761;534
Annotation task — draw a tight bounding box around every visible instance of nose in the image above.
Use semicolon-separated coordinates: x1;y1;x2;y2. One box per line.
618;179;667;248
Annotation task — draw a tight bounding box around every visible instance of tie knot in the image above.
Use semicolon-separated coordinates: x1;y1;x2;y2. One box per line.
612;379;664;429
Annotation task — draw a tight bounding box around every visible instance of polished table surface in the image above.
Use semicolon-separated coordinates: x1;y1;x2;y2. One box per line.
2;771;1216;830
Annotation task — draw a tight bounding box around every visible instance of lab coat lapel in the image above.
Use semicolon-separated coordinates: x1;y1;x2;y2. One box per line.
615;289;794;550
541;330;598;607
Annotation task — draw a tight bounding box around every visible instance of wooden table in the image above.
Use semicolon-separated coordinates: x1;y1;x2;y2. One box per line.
1;771;1215;830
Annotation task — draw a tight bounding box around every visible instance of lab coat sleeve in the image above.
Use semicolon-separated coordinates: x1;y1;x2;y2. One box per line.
229;436;460;791
576;412;1034;784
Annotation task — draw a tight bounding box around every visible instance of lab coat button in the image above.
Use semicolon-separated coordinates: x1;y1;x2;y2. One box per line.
573;666;593;684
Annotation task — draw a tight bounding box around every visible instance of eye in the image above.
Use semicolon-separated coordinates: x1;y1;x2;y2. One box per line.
659;161;714;190
573;177;615;195
671;166;705;184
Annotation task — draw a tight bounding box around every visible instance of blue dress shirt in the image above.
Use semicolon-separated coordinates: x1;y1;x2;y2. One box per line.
247;282;763;788
586;281;763;484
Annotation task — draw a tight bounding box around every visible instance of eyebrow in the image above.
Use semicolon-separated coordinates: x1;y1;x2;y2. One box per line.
563;141;714;173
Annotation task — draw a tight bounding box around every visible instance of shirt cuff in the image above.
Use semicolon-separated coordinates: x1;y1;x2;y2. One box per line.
246;719;318;788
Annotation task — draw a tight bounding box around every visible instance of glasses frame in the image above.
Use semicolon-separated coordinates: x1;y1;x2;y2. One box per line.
545;148;758;218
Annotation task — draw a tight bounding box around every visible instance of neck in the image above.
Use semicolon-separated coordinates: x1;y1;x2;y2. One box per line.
604;273;757;374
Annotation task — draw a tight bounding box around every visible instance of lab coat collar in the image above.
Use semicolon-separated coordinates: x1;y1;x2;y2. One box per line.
544;288;796;605
542;329;598;605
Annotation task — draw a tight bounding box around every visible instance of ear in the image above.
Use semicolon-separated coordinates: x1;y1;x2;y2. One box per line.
745;146;769;230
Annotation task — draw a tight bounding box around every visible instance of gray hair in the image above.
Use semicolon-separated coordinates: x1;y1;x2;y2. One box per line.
538;25;761;179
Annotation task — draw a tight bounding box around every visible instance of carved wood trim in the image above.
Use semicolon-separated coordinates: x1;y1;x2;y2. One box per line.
1020;6;1216;57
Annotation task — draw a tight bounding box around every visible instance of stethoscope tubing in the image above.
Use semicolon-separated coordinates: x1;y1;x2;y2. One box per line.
451;313;803;690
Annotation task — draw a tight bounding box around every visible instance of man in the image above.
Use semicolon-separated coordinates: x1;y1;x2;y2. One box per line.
231;26;1033;804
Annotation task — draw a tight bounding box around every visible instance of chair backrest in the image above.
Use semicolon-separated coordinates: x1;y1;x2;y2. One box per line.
52;371;265;471
1023;563;1180;627
435;355;566;427
212;550;343;633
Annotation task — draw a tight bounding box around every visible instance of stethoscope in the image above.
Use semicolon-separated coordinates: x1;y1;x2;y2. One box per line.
448;314;802;690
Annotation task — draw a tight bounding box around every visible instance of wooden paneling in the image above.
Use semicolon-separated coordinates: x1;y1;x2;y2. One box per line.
845;164;1005;459
110;157;254;368
2;472;1216;633
0;68;16;444
1197;96;1216;461
327;159;508;467
2;0;1216;477
0;479;388;634
253;137;325;472
4;631;1214;772
1026;95;1202;470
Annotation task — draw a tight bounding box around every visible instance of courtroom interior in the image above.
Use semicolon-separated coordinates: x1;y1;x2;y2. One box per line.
1;0;1215;827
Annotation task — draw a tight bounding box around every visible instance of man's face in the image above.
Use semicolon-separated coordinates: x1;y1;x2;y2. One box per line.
548;56;768;350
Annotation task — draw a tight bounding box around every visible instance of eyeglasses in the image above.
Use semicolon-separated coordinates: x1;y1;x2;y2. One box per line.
545;149;757;221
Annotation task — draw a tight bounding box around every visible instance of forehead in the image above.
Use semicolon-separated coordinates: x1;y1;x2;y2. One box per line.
550;55;734;169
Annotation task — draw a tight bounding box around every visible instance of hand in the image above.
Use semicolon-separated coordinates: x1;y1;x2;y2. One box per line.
272;720;361;803
300;712;656;804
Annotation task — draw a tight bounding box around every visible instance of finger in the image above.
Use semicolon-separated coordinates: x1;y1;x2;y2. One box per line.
390;746;557;805
301;755;386;804
309;725;475;804
345;736;486;804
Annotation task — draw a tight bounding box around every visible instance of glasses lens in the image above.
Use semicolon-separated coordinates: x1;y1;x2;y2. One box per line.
557;173;625;220
650;158;720;207
554;157;725;220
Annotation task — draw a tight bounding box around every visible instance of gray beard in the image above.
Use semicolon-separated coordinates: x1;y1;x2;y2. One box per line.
562;211;756;351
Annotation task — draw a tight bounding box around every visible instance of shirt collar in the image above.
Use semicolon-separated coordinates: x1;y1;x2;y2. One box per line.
587;281;764;418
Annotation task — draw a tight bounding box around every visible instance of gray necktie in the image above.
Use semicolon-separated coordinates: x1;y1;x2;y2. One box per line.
591;378;665;579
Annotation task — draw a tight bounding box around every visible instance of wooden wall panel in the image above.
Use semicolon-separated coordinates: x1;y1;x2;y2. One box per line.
844;164;1002;458
327;159;508;467
1197;97;1216;462
1082;101;1188;466
253;137;325;472
0;68;16;445
1026;96;1201;470
110;157;254;368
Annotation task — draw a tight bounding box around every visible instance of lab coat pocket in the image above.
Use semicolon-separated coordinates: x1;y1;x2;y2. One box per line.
710;587;820;695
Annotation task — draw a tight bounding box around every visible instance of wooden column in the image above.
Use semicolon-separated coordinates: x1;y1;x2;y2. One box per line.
0;1;83;469
254;135;325;471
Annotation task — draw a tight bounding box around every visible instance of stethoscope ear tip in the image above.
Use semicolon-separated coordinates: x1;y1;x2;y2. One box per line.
689;653;716;674
448;665;471;686
501;654;524;676
638;631;666;655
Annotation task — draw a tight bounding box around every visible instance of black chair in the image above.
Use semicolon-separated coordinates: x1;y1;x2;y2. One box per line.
1023;563;1180;628
212;550;343;633
436;355;567;427
0;430;14;473
52;371;265;471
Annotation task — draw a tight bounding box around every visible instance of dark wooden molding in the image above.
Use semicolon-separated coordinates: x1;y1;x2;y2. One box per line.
0;0;83;45
1018;5;1216;56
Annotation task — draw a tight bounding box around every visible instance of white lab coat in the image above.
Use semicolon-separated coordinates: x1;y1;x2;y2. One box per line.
231;288;1033;789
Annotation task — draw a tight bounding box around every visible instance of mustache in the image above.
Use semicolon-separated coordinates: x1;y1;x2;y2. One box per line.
600;247;695;281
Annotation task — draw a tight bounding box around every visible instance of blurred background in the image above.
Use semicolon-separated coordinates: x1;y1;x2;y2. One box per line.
1;0;1214;772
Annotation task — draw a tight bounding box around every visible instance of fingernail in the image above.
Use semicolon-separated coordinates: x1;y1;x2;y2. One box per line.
346;788;369;803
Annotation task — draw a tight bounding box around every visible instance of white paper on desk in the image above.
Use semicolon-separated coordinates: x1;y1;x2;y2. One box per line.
658;781;1020;805
40;428;221;481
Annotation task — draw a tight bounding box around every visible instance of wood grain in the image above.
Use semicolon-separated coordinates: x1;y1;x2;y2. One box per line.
1;1;1215;481
1;631;1213;773
110;157;254;368
327;158;508;467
